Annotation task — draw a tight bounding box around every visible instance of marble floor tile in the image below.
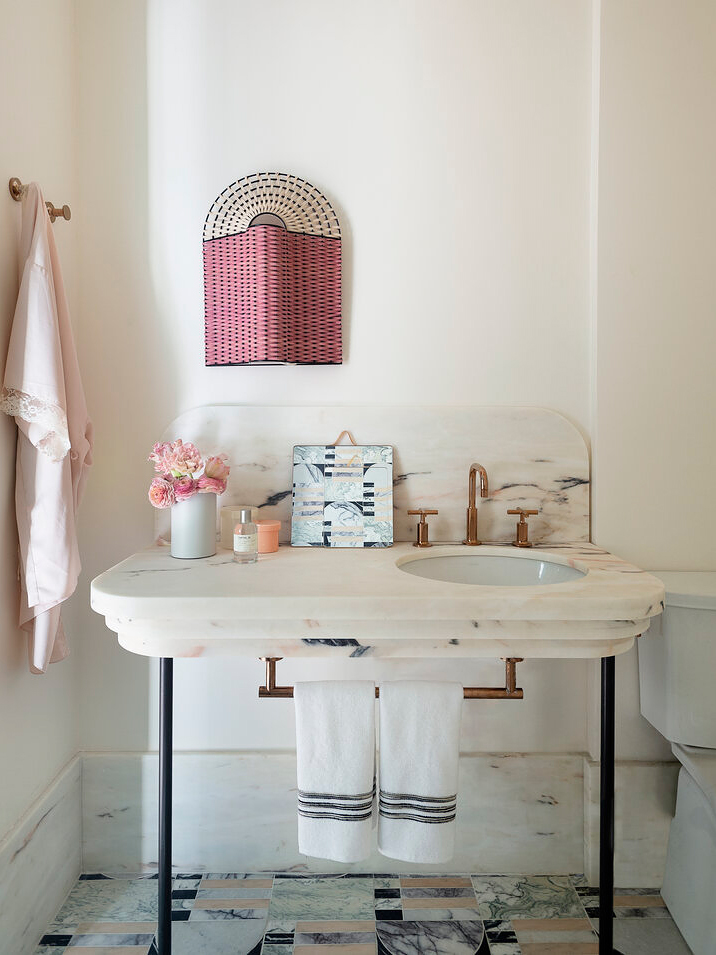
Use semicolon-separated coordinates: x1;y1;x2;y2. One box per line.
577;885;670;920
51;879;159;926
197;886;273;899
513;916;597;946
471;875;584;920
269;878;375;921
399;879;472;889
481;919;520;955
374;879;400;890
376;919;487;955
190;904;269;920
611;918;692;955
169;918;265;954
38;932;74;947
396;909;482;922
401;889;474;900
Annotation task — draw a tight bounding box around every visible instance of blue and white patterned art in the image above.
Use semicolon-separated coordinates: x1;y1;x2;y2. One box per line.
291;444;393;547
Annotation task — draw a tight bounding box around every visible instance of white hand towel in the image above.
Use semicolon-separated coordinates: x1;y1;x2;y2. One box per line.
295;681;376;863
378;681;463;863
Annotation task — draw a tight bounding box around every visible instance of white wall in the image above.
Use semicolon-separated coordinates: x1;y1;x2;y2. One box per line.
0;0;79;839
74;0;594;755
592;0;716;761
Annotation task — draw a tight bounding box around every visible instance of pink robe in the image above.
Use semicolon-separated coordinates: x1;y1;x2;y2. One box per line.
0;183;92;673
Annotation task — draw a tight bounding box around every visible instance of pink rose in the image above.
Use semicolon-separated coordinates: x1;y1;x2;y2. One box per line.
196;475;226;495
204;454;230;482
173;476;197;502
148;477;175;509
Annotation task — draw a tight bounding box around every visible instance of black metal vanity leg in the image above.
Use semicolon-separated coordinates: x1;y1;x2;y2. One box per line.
599;655;615;954
157;658;173;955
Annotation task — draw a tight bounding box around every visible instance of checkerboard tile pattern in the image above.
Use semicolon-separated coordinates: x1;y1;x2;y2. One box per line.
34;872;689;954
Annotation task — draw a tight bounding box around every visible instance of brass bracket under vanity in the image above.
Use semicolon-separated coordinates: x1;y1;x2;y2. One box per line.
257;656;524;700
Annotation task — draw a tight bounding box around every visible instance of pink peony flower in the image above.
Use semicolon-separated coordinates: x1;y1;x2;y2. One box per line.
196;475;226;495
204;454;230;482
173;476;197;502
148;442;172;475
149;439;202;477
148;477;175;509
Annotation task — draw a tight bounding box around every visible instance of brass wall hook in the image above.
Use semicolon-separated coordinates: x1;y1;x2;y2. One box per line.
9;177;71;222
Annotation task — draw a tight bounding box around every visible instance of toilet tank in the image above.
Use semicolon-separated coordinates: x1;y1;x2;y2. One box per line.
638;572;716;748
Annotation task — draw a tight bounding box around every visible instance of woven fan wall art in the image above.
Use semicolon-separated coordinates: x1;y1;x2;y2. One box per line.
203;172;342;365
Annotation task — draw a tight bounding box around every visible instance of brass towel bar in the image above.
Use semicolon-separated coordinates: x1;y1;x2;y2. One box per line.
258;656;524;700
8;177;71;222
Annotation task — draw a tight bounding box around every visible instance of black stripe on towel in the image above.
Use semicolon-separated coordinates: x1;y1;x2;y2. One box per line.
379;789;457;825
298;783;375;823
378;811;456;824
298;809;374;821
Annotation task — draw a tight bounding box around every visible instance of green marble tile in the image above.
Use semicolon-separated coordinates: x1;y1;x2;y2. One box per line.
50;877;158;926
471;875;584;920
269;877;375;921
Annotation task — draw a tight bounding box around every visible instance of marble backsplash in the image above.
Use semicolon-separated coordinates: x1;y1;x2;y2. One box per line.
155;406;589;545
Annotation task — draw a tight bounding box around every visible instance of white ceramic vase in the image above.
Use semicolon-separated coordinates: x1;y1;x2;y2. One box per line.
170;492;217;559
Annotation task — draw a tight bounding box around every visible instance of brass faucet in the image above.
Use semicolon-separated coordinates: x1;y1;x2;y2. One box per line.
463;463;489;545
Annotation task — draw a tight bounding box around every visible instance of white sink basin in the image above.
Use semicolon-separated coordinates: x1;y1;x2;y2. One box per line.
397;551;586;587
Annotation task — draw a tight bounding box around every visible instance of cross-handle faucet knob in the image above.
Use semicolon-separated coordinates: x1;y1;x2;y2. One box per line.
408;508;438;548
507;508;539;548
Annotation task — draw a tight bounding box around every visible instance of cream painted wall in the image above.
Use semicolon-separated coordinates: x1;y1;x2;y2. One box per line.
591;0;716;761
74;0;594;754
0;0;79;839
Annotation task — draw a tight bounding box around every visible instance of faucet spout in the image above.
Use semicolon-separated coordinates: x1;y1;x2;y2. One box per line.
463;462;489;545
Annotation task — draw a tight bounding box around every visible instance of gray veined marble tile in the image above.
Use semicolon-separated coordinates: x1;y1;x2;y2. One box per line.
471;874;584;920
170;918;266;954
396;909;482;922
204;872;274;880
269;877;375;920
51;877;159;925
377;919;486;955
190;906;269;920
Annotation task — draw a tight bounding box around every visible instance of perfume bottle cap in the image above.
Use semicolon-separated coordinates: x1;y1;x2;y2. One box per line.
238;508;253;524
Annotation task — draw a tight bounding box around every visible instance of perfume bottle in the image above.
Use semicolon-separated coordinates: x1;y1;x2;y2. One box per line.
233;508;258;564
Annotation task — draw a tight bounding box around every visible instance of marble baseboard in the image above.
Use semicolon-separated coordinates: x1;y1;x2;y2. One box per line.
82;752;581;877
83;753;677;885
0;755;82;955
583;758;679;887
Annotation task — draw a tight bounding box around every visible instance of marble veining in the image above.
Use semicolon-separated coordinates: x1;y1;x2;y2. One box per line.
34;872;691;955
92;540;664;661
470;874;584;920
0;757;81;955
152;405;590;546
377;920;486;955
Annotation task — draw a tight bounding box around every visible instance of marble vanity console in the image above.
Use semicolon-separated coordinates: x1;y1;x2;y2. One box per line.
90;541;665;660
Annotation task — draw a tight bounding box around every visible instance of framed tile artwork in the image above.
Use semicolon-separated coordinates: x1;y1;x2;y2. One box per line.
291;444;393;547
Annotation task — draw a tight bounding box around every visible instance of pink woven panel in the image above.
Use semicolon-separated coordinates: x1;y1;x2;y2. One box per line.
204;224;342;365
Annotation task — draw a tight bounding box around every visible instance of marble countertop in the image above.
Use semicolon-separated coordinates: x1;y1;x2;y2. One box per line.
90;542;665;660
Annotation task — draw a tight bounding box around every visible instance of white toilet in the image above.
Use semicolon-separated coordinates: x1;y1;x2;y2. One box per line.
638;571;716;955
